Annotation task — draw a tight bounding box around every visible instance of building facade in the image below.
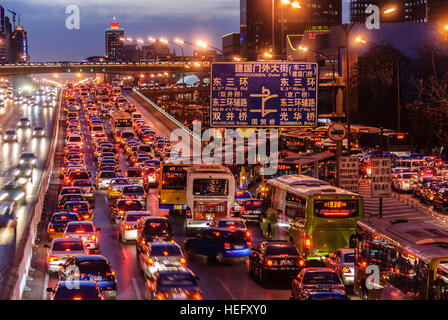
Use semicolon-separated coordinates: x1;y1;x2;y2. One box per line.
222;32;241;59
240;0;342;61
350;0;448;23
11;25;29;63
105;20;124;62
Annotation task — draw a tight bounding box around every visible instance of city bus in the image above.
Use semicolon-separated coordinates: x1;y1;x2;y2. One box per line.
158;163;192;211
261;175;364;260
354;218;448;300
110;111;132;136
185;164;235;234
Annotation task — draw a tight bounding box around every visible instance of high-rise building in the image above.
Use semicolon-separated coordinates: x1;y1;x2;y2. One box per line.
240;0;342;60
222;32;241;59
350;0;448;23
10;25;29;63
105;19;124;62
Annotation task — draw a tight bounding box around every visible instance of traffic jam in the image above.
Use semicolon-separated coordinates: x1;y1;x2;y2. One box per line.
41;80;448;301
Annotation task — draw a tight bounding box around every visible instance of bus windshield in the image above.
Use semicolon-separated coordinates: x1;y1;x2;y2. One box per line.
193;179;229;196
313;200;358;218
162;171;187;190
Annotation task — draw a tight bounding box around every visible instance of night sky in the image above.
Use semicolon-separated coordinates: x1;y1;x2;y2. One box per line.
1;0;240;61
2;0;350;62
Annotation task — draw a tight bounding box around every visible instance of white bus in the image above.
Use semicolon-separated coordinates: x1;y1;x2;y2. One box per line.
185;164;235;234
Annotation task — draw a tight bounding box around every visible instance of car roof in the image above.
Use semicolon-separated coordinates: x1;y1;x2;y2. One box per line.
53;237;83;243
66;221;93;226
58;280;98;289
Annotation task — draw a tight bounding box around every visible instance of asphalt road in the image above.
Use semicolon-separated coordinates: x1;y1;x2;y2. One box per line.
0;92;59;288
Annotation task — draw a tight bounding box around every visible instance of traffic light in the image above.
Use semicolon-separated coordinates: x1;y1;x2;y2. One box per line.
67;69;71;72
79;69;83;72
102;68;106;72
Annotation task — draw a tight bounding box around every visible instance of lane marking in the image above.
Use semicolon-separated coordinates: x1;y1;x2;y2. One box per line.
132;277;143;300
121;246;129;260
42;273;49;300
217;277;237;300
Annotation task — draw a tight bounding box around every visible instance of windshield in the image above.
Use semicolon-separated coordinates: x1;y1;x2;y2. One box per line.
53;241;84;252
123;186;144;193
217;220;245;229
73;180;92;187
162;168;187;190
126;214;150;222
158;273;196;288
265;244;299;256
244;200;263;209
151;245;181;256
118;201;144;211
303;271;341;285
100;171;117;178
66;223;94;233
143;220;172;236
127;170;142;177
54;285;101;300
343;252;355;263
77;260;111;274
52;214;78;223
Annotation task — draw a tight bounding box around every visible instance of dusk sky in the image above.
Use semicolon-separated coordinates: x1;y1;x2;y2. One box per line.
2;0;350;62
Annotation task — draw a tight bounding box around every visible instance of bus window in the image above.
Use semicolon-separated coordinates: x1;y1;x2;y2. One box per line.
162;171;187;190
193;179;229;196
285;192;306;219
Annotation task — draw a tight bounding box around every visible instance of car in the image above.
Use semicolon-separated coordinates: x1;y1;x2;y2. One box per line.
58;187;83;201
249;241;304;283
433;188;448;212
108;178;130;200
57;193;86;210
65;134;83;147
63;201;93;221
119;185;146;206
32;126;46;138
125;168;144;186
209;217;248;232
0;181;26;205
58;255;117;298
118;211;152;243
0;202;16;229
143;167;158;189
72;179;95;204
184;228;251;264
144;268;202;300
47;212;80;241
46;281;104;300
138;242;187;279
392;172;417;193
96;170;117;189
290;268;346;300
240;199;264;223
14;163;33;183
64;168;90;186
63;221;101;253
17;117;31;128
3;128;17;142
295;290;349;300
233;190;253;214
44;237;88;273
324;249;355;286
136;217;174;254
110;199;145;224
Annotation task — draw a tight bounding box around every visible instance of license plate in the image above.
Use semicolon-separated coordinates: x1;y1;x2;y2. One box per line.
317;284;333;289
174;205;183;210
280;260;293;266
172;293;186;299
90;276;103;281
234;245;243;249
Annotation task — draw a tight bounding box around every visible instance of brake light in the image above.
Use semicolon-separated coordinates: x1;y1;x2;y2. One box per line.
186;208;192;219
342;267;351;273
125;224;131;230
49;256;57;262
246;231;251;238
49;228;55;232
83;215;90;219
147;258;154;266
180;257;187;266
65;248;71;252
298;259;305;267
163;251;169;256
156;294;165;300
224;242;231;250
193;293;202;300
265;259;274;266
88;235;96;241
73;296;82;300
305;238;311;249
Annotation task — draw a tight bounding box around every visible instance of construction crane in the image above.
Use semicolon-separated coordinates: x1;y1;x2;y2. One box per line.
7;9;17;29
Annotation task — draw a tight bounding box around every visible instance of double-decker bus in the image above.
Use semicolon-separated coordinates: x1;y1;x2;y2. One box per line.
158;163;192;212
261;175;364;260
185;164;235;234
354;218;448;300
110;111;132;137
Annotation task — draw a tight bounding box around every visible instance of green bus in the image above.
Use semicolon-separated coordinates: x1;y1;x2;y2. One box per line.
261;175;364;260
354;218;448;300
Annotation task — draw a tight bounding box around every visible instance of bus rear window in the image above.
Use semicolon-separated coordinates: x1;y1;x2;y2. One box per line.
193;179;229;196
162;171;187;190
314;200;358;218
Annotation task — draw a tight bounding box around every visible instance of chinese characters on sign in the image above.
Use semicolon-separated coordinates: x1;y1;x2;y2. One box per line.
338;156;359;193
210;62;318;128
371;158;391;198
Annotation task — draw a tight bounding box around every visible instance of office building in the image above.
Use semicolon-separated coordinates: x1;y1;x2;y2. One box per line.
105;19;124;62
222;32;241;59
350;0;448;23
240;0;342;60
11;25;29;63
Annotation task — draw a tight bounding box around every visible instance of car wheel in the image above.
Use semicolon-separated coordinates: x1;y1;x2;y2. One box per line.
248;260;255;276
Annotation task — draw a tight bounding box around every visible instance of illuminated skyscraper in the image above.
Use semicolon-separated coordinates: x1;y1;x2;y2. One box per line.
105;19;124;62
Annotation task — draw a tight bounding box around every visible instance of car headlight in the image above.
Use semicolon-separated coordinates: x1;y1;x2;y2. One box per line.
26;170;32;175
19;160;24;164
15;169;20;175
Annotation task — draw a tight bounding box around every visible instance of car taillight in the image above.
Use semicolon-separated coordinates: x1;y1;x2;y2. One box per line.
224;242;231;250
246;231;251;238
49;228;55;232
156;293;165;300
125;224;131;230
193;293;202;300
304;238;311;249
88;235;96;241
298;259;305;267
186;208;192;219
342;267;351;273
147;258;154;266
83;215;90;219
49;256;57;262
444;198;448;202
265;259;274;266
180;257;187;266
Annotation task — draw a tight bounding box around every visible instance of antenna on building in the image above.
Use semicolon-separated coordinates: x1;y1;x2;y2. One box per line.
18;14;21;26
7;9;17;29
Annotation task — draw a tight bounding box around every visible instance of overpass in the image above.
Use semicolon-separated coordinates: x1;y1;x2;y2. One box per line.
0;61;211;76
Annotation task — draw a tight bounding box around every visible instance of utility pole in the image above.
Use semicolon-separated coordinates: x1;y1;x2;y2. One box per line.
341;24;355;154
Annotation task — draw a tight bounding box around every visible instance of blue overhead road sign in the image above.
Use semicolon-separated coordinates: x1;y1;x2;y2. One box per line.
210;61;318;128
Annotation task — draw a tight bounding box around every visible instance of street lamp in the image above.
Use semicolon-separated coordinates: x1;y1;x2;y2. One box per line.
384;7;396;14
272;0;301;59
355;36;401;132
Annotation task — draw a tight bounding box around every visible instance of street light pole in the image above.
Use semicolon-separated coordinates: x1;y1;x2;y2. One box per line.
341;23;355;154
